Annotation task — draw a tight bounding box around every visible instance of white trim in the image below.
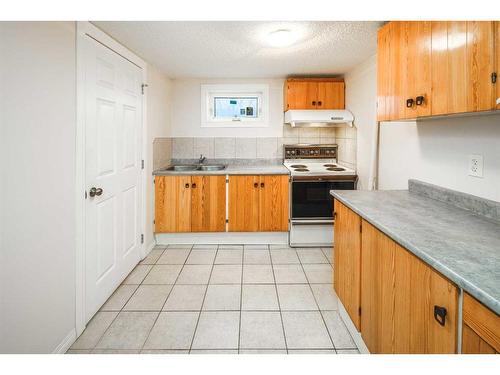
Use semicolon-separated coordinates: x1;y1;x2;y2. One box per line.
52;328;77;354
337;296;370;354
200;83;269;128
144;240;157;257
156;232;288;245
75;21;148;336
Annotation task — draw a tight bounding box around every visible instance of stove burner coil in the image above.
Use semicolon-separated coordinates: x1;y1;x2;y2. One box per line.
323;164;337;167
294;168;309;172
290;164;307;168
326;167;346;171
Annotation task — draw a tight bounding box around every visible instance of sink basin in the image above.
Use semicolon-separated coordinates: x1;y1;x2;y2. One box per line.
165;165;198;171
165;164;226;172
197;165;226;171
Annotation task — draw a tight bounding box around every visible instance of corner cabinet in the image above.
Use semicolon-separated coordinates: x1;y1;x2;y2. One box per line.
155;175;226;233
333;200;458;354
377;21;499;121
284;78;345;111
228;175;289;232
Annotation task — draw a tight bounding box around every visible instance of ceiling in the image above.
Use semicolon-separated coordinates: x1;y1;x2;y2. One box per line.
94;21;383;79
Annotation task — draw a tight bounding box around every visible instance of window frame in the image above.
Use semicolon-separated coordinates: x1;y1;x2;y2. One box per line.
201;84;270;128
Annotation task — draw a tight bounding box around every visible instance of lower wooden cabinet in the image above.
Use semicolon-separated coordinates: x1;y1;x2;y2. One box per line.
333;200;362;330
333;201;458;354
228;175;289;232
155;175;226;233
462;293;500;354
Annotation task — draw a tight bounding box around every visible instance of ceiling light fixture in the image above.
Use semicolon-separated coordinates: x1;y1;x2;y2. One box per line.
266;29;298;48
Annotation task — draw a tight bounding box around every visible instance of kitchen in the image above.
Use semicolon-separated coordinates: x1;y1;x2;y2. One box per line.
1;1;499;372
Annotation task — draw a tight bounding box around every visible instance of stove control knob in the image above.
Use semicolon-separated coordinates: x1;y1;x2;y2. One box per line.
326;150;330;154
291;150;295;155
309;150;314;155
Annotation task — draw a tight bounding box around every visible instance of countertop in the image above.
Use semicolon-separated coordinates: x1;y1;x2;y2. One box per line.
330;188;500;315
153;161;289;176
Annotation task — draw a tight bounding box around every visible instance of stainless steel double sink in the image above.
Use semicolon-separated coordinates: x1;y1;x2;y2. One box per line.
165;164;226;172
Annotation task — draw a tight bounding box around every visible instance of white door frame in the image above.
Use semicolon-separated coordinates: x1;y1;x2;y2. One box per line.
75;21;148;336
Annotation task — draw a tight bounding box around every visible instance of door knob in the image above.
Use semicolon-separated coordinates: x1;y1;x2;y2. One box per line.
89;187;103;197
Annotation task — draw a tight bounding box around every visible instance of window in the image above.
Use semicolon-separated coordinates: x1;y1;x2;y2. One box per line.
201;84;269;128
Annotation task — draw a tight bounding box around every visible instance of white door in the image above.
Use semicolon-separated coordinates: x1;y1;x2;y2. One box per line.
84;36;143;322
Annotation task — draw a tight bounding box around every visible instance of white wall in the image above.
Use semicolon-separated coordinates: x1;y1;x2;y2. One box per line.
145;65;172;247
344;55;377;190
170;78;284;137
379;114;500;202
0;22;77;353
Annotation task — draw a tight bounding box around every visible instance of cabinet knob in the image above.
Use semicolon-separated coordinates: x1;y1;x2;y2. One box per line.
433;305;447;326
191;183;197;188
406;98;414;108
415;96;425;106
254;182;258;188
318;101;322;106
312;101;317;106
260;182;265;188
185;183;190;188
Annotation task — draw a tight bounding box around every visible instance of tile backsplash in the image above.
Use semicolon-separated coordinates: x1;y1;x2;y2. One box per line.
153;125;357;169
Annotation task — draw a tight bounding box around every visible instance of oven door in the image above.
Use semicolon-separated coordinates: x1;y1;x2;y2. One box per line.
291;178;357;220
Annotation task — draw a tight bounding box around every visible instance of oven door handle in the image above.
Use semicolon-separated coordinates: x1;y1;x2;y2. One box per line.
291;220;334;225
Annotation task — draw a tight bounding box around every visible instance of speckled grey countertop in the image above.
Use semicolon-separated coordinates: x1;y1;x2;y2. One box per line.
153;159;289;176
330;186;500;315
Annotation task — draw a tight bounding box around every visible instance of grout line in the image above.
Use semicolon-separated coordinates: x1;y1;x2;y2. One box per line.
297;249;337;351
139;244;194;352
188;245;219;353
237;249;244;353
269;243;289;354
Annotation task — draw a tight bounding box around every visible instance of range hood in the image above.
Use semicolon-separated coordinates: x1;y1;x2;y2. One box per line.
284;109;354;127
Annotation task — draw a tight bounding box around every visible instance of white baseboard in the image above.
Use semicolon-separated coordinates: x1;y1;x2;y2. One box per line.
53;328;77;354
142;240;157;259
156;232;289;245
337;296;370;354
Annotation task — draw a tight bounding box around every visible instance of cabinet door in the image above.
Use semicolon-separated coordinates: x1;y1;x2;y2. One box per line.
361;220;458;354
496;21;500;109
431;21;468;115
317;81;345;109
403;21;432;118
377;23;391;121
259;175;289;231
333;200;361;330
155;176;191;232
191;175;226;232
462;293;500;353
285;81;317;110
228;175;260;232
462;324;497;354
466;21;496;112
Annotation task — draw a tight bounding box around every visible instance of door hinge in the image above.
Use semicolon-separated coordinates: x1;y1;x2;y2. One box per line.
141;83;148;95
492;72;497;84
141;234;144;244
141;159;145;169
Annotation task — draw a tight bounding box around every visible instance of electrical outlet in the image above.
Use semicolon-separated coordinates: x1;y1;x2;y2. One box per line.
468;154;484;178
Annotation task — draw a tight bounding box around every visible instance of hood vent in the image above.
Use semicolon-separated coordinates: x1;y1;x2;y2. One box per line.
284;109;354;128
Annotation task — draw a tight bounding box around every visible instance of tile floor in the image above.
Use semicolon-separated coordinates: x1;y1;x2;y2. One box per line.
67;244;359;354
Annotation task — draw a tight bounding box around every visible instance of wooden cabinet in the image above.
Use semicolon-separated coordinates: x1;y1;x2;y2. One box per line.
378;21;498;121
496;21;500;109
284;78;345;111
462;293;500;354
333;200;361;330
228;175;289;232
333;203;458;353
360;220;457;353
155;175;226;233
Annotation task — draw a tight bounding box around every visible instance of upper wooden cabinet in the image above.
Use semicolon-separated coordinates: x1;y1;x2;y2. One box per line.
496;21;500;109
462;293;500;354
377;21;498;121
155;175;226;233
228;175;289;232
284;78;345;111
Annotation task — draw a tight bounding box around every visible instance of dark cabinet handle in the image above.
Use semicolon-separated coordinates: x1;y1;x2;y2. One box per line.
318;101;322;106
191;183;196;188
434;305;447;326
416;96;425;106
312;101;316;106
254;182;258;188
185;183;190;188
406;98;414;108
260;182;265;188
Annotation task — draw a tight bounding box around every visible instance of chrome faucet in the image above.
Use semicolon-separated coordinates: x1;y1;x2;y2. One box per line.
198;154;206;165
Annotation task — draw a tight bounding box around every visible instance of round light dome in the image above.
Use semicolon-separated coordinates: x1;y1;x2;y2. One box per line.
266;29;298;48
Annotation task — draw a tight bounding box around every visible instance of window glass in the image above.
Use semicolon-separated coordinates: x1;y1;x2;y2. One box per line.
213;96;259;119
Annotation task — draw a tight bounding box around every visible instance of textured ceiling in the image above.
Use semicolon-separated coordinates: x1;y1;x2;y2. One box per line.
94;21;383;78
